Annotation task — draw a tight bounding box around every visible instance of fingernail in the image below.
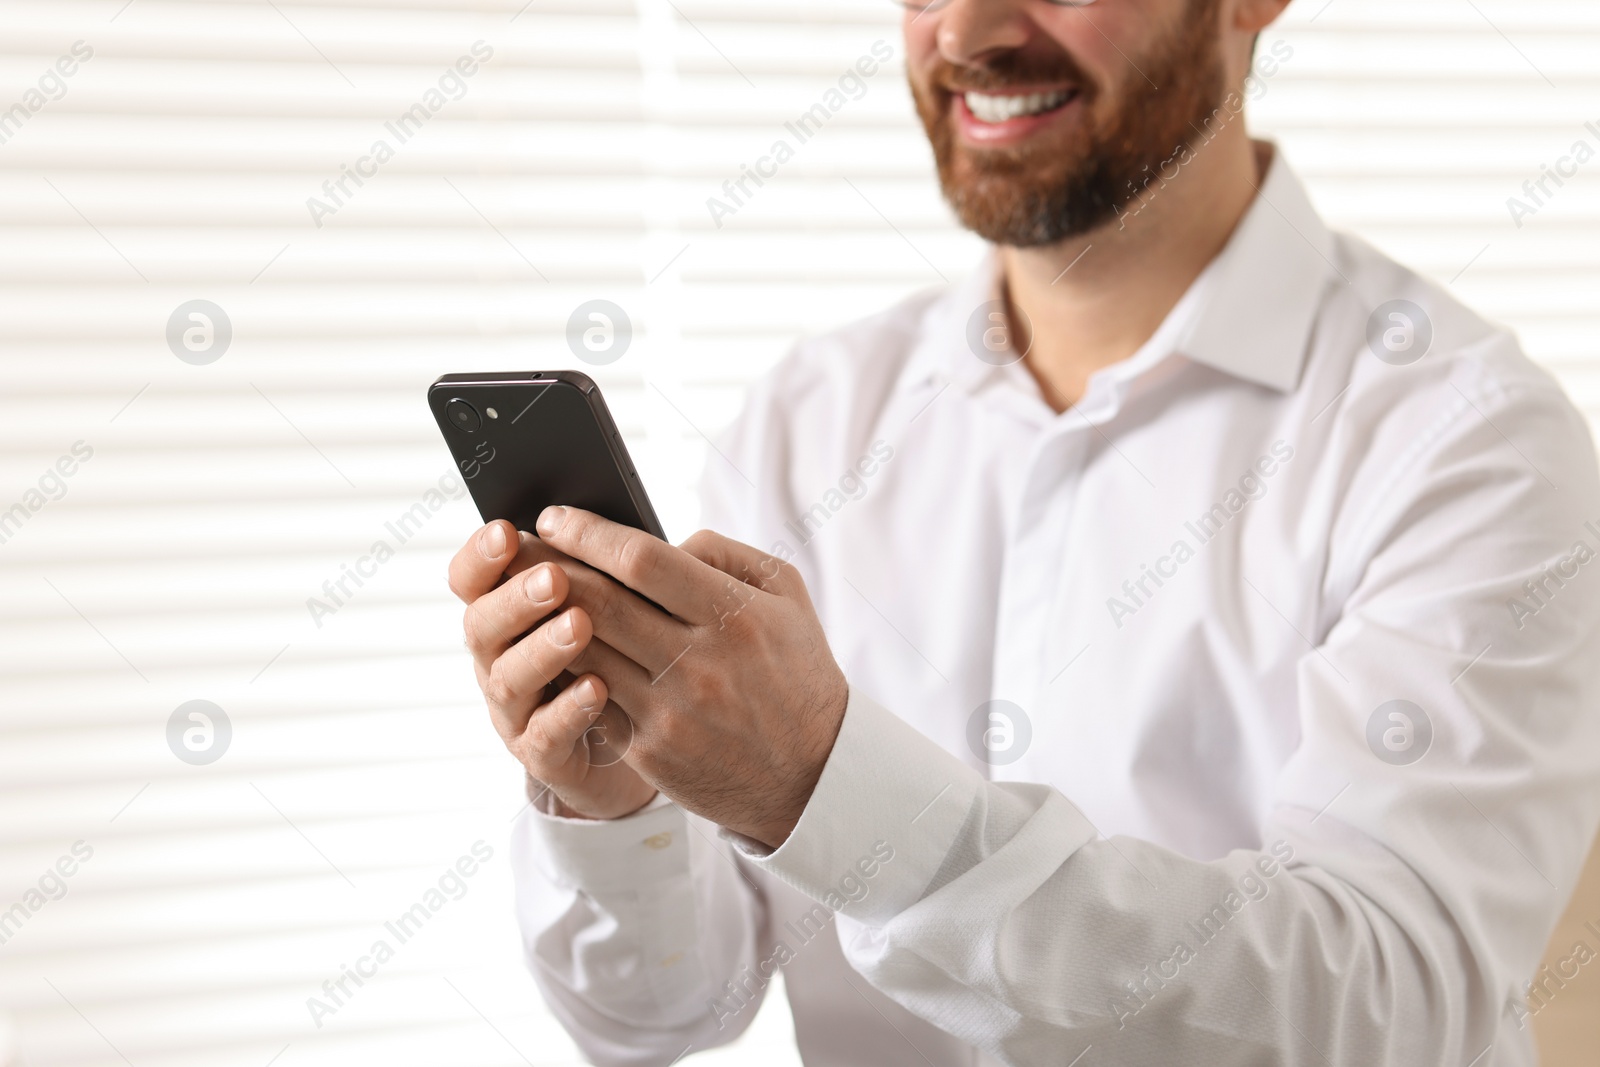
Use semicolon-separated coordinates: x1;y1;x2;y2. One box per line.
553;611;576;646
526;565;554;601
576;678;598;711
479;523;506;558
537;506;566;537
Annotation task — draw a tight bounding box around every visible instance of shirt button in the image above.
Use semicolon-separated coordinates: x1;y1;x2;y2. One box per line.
643;832;673;850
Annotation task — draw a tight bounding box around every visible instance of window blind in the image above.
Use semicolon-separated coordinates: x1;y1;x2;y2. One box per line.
0;1;1595;1065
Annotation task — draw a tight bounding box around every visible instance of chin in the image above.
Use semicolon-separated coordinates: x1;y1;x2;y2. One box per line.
939;153;1123;247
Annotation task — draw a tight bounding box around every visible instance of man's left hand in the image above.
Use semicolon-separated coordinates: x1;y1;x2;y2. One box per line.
534;505;849;848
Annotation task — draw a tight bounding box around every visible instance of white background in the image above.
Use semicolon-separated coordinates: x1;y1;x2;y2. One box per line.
0;1;1596;1065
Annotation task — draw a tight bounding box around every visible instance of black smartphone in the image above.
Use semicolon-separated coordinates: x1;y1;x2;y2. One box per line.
428;370;666;539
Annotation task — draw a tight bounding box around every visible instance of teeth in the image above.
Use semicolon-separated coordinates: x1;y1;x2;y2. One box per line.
963;89;1072;124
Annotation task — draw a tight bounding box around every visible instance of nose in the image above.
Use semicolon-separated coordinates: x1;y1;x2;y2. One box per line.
933;0;1034;68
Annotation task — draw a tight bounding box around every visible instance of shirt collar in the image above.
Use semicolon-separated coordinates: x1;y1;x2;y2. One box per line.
899;142;1335;401
1179;143;1335;393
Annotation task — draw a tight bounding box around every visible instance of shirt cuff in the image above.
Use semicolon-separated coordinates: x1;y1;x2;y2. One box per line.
521;790;687;893
729;686;990;926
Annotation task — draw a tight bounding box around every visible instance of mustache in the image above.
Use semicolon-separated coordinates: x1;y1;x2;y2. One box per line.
928;51;1096;96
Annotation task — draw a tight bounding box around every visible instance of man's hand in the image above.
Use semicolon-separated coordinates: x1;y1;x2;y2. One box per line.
534;506;849;849
448;520;657;821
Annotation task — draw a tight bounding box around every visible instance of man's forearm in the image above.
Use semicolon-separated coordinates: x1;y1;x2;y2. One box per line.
736;690;1518;1065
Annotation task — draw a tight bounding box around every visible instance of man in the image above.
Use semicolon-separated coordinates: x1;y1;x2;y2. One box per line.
449;0;1600;1062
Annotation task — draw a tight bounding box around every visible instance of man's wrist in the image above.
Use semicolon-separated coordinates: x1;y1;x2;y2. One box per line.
525;775;659;821
730;688;1003;923
548;792;593;821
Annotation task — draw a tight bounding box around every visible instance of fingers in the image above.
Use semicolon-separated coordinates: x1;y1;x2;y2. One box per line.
448;520;519;604
569;632;659;718
679;529;803;600
502;528;573;582
536;507;727;624
449;523;584;604
521;673;610;765
562;561;690;676
482;606;593;742
464;542;688;677
463;561;569;667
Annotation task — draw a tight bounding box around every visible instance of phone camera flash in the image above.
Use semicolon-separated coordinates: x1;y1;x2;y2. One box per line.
486;407;499;419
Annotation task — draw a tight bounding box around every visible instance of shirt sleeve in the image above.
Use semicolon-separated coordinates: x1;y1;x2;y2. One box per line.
505;391;779;1065
731;368;1600;1064
510;798;772;1065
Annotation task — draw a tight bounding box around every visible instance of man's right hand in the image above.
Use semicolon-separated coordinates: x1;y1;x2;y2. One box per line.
448;519;658;821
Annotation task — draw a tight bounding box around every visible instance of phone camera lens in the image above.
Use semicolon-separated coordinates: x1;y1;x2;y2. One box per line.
446;398;481;433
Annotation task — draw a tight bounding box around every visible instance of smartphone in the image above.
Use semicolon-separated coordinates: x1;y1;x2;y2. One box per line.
428;370;666;539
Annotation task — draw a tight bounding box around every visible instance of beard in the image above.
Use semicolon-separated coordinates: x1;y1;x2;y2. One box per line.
911;0;1228;247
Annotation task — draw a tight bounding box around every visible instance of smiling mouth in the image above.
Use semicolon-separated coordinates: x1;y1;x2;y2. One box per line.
959;88;1078;124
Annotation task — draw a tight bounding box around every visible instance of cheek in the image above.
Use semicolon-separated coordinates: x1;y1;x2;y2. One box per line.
1034;7;1151;91
903;26;937;86
1034;7;1098;48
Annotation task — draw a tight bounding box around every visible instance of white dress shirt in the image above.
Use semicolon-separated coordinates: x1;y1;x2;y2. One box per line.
510;145;1600;1066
